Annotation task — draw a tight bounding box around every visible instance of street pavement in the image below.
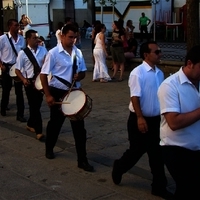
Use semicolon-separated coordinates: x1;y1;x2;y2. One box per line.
0;38;180;199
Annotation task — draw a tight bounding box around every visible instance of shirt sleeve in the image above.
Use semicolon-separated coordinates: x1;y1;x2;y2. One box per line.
41;51;54;75
129;72;142;98
158;82;181;114
15;50;25;71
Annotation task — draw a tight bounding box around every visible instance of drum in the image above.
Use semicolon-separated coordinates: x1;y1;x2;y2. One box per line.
9;64;22;82
34;73;52;91
61;90;92;121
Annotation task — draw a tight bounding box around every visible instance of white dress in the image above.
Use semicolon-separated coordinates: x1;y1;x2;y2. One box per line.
93;33;111;81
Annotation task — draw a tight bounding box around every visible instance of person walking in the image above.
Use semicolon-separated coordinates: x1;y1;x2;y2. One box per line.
157;45;200;200
15;29;48;141
110;21;126;82
40;24;94;172
139;12;151;42
112;41;173;199
0;19;26;122
93;24;111;83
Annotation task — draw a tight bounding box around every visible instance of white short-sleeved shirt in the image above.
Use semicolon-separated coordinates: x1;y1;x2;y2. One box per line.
128;61;164;117
0;32;25;64
15;45;48;78
158;67;200;150
40;43;87;90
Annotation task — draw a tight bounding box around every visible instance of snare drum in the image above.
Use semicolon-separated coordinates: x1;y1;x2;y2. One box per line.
34;73;52;91
9;64;22;82
61;90;92;121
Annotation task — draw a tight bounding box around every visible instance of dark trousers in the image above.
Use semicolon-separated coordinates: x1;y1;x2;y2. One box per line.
140;25;149;41
45;87;87;163
1;70;24;117
162;146;200;200
116;112;167;191
24;82;43;134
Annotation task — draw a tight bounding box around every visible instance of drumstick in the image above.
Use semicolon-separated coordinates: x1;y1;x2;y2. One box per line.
63;79;76;102
54;101;70;104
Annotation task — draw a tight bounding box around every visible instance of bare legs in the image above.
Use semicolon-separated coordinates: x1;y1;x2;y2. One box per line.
112;62;124;81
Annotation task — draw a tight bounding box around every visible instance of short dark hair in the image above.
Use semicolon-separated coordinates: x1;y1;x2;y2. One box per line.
7;19;18;27
185;45;200;66
25;29;37;39
61;24;78;35
140;41;157;59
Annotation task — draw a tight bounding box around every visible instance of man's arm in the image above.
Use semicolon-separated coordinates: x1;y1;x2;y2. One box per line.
163;109;200;131
147;18;151;26
131;96;148;133
40;73;55;107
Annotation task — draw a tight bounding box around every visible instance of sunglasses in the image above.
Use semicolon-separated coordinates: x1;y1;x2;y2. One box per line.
152;50;162;55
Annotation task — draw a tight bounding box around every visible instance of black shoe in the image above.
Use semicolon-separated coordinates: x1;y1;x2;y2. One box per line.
6;107;10;111
45;151;55;159
1;110;6;116
78;162;94;172
151;189;174;199
112;160;123;185
16;116;27;122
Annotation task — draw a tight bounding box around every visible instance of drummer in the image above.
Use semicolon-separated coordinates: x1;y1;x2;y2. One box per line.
0;19;26;121
40;23;94;172
15;29;48;141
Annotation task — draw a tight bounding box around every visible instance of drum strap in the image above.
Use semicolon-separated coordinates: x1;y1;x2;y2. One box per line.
6;34;18;57
54;76;72;88
23;47;41;79
54;55;77;88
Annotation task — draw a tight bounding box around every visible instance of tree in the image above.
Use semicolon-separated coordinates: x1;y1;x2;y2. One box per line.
186;0;199;51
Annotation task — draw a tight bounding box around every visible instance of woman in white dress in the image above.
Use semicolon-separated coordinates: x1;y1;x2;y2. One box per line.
93;24;111;83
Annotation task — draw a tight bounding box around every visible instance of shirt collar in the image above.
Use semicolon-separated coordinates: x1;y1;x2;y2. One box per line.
178;67;193;85
142;61;159;73
58;43;77;55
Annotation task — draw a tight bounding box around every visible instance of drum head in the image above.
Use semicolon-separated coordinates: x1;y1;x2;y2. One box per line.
9;64;24;77
9;64;17;77
35;73;52;90
61;90;86;115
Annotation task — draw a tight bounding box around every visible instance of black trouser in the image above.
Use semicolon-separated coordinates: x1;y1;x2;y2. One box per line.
116;112;167;191
24;81;43;134
140;25;149;41
45;87;87;163
162;146;200;200
1;65;24;117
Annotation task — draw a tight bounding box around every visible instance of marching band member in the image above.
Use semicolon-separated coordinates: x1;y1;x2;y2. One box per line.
40;24;94;172
15;29;47;141
0;19;26;121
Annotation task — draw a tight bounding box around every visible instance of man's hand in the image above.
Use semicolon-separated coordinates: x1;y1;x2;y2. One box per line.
46;95;55;107
23;78;30;87
0;64;6;72
137;116;148;133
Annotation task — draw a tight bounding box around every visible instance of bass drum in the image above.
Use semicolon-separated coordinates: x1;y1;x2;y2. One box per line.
61;90;92;121
34;73;52;91
9;64;22;82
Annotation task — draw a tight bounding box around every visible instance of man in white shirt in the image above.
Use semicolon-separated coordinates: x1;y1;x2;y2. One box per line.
0;19;26;121
158;45;200;199
112;41;173;199
40;24;94;172
15;29;47;141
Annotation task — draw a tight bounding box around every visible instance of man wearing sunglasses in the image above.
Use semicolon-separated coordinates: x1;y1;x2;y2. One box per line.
158;45;200;199
112;41;173;199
